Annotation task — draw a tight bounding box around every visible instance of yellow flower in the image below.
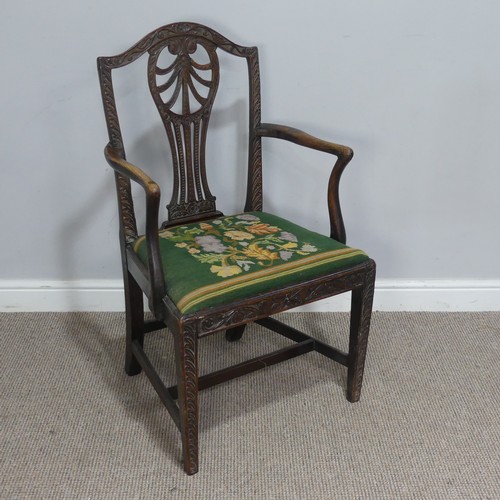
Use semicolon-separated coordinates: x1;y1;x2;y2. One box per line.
225;230;254;241
188;248;200;254
246;223;280;235
210;265;243;277
281;242;298;249
175;242;188;248
199;222;213;230
159;230;174;238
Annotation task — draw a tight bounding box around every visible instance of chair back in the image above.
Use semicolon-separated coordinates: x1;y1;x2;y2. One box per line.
98;22;263;227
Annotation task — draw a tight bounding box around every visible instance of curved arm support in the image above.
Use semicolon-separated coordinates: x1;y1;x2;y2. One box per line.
105;144;166;312
256;123;353;244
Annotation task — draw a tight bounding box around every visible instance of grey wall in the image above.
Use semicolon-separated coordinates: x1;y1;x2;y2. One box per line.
2;0;500;287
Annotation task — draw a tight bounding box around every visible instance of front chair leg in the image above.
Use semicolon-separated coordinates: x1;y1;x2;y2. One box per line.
225;324;246;342
346;262;376;403
175;324;199;475
124;270;144;376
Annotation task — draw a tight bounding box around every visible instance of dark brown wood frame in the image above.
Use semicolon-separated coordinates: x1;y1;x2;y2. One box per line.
98;22;376;475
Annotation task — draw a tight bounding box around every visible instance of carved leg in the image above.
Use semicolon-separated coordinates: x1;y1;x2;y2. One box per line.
175;324;199;475
124;270;144;376
225;324;246;342
346;262;376;403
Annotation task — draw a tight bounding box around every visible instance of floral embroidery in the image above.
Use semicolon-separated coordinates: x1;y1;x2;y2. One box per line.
194;235;228;253
236;214;259;221
159;214;319;278
246;223;280;235
279;250;293;261
301;244;317;253
224;230;254;241
279;231;298;242
241;243;278;261
210;264;243;277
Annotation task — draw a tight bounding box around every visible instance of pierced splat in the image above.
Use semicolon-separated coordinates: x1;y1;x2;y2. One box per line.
98;22;263;232
147;37;221;225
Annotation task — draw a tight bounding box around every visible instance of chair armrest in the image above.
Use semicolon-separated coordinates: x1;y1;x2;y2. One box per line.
105;144;166;310
255;123;353;244
256;123;353;159
105;144;161;194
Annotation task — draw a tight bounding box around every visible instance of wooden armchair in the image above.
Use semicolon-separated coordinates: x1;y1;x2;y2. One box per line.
97;22;376;475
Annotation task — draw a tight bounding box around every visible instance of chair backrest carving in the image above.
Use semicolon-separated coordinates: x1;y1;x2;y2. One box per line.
98;22;263;228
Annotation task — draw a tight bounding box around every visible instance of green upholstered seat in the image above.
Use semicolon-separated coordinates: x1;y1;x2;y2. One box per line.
132;212;369;314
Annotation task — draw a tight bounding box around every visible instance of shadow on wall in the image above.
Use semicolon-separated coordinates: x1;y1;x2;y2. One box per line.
58;176;117;310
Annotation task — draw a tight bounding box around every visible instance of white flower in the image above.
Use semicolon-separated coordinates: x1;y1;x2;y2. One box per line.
301;244;317;253
279;251;293;261
194;235;228;253
236;214;260;221
279;231;298;242
236;260;254;271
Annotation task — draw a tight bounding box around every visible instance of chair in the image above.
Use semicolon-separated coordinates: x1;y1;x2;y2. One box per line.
97;22;376;475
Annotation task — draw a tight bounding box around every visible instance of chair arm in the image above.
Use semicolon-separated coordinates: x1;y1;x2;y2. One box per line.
104;144;166;310
256;123;353;159
255;123;354;244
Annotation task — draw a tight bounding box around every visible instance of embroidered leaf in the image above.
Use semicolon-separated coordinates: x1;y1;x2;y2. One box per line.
167;234;196;243
236;260;255;271
243;243;279;261
224;230;254;241
159;230;174;238
247;223;280;235
184;227;204;235
210;265;243;277
194;253;224;264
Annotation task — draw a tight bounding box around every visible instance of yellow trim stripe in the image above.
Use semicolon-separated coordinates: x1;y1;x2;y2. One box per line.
133;236;146;253
177;248;366;313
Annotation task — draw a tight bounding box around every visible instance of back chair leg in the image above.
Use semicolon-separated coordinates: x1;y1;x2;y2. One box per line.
175;325;199;475
124;270;144;376
225;324;246;342
346;266;376;403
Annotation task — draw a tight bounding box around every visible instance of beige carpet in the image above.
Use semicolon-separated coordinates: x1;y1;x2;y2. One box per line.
1;311;499;499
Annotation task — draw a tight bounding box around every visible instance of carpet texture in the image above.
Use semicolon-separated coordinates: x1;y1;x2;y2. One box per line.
1;312;499;499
